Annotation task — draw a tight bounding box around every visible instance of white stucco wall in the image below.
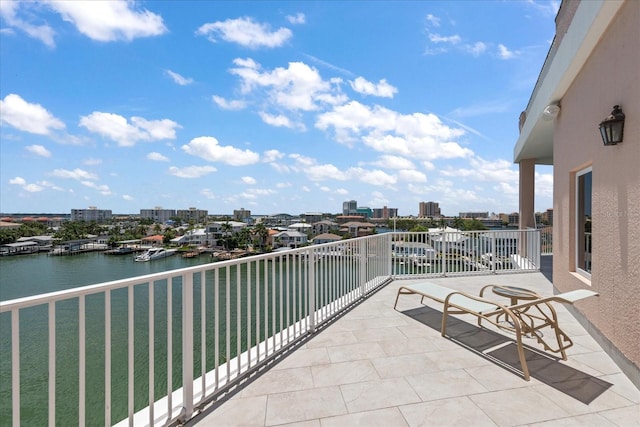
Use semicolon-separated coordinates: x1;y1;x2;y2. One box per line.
553;1;639;366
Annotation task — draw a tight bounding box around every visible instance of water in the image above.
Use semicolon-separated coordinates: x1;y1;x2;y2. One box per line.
0;251;211;302
0;251;215;426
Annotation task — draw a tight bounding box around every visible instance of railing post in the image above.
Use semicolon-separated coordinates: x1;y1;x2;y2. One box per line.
359;238;366;297
387;233;393;278
11;310;19;427
308;249;316;333
492;232;497;274
535;229;541;268
181;273;194;422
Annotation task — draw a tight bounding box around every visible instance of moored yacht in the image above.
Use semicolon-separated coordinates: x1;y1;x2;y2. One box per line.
134;247;176;262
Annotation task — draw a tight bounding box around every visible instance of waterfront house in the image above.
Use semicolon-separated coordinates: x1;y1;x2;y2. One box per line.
514;0;639;388
311;219;339;235
311;232;343;244
287;222;312;234
273;230;308;248
340;221;375;238
141;235;164;246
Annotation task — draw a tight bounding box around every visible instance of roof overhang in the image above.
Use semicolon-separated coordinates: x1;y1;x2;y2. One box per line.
514;0;625;165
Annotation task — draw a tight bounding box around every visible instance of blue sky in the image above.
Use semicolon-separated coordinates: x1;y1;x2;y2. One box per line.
0;0;558;216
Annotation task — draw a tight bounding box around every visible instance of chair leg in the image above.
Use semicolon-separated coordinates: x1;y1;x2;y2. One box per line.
506;310;530;381
441;304;449;337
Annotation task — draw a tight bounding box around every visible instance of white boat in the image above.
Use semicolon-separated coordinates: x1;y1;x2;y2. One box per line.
134;247;176;262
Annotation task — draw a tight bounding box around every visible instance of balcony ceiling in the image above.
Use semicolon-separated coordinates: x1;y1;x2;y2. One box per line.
514;0;625;165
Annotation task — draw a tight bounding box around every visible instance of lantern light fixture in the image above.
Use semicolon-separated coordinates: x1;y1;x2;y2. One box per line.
599;105;625;145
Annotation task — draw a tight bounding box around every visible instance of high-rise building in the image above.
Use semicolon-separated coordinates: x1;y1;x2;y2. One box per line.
342;200;357;216
234;208;251;222
70;207;112;223
459;212;488;219
177;207;208;224
419;202;441;218
140;207;176;224
356;207;373;218
372;206;397;219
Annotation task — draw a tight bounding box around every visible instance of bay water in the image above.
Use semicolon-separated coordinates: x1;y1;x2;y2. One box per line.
0;252;223;426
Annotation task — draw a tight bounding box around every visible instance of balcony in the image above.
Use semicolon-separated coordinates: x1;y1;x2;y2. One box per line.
1;230;638;426
194;274;639;426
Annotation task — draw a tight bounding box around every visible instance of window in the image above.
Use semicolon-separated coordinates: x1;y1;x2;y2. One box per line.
576;168;592;276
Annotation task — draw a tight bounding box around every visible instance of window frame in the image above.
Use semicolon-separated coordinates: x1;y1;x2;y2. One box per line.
575;166;592;279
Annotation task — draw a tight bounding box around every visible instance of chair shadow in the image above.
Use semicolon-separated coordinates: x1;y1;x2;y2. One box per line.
401;305;612;404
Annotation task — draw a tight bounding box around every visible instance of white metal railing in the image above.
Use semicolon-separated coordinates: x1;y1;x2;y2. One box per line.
0;230;539;426
390;229;540;277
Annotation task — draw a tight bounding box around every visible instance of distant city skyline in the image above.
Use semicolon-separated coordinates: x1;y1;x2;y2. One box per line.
1;199;552;218
1;1;557;215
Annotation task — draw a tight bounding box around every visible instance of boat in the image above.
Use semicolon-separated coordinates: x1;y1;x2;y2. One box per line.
105;246;134;255
134;247;176;262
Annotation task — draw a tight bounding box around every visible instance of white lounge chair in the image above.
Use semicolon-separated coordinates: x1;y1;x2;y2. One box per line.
394;282;599;380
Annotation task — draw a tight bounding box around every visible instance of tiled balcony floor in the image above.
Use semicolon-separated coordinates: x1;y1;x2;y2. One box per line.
190;273;640;426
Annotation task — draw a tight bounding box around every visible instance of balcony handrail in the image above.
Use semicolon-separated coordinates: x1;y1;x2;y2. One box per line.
0;229;540;426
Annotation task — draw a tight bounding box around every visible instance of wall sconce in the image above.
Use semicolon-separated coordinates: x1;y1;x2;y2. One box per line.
599;105;625;145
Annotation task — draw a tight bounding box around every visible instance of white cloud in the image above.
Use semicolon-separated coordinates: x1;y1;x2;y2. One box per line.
212;95;246;110
259;112;301;129
166;70;193;86
290;153;316;167
241;176;257;184
201;189;216;199
441;157;518;184
48;1;167;42
535;171;554;198
168;165;217;178
348;168;397;186
182;136;260;166
26;145;51;157
229;59;346;112
122;194;134;201
9;176;26;185
52;168;98;181
425;14;440;27
0;1;55;47
525;0;561;17
83;158;102;166
9;176;44;192
79;112;180;147
464;41;487;57
81;180;111;195
397;169;427;183
263;149;285;163
305;164;347;181
371;155;415;170
316;101;470;161
0;94;65;135
240;188;276;200
147;152;169;162
429;33;461;44
350;77;397;98
197;17;292;49
335;188;349;195
286;13;305;25
497;43;519;59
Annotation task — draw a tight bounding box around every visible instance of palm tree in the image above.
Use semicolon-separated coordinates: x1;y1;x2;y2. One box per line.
253;223;269;251
237;227;252;250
